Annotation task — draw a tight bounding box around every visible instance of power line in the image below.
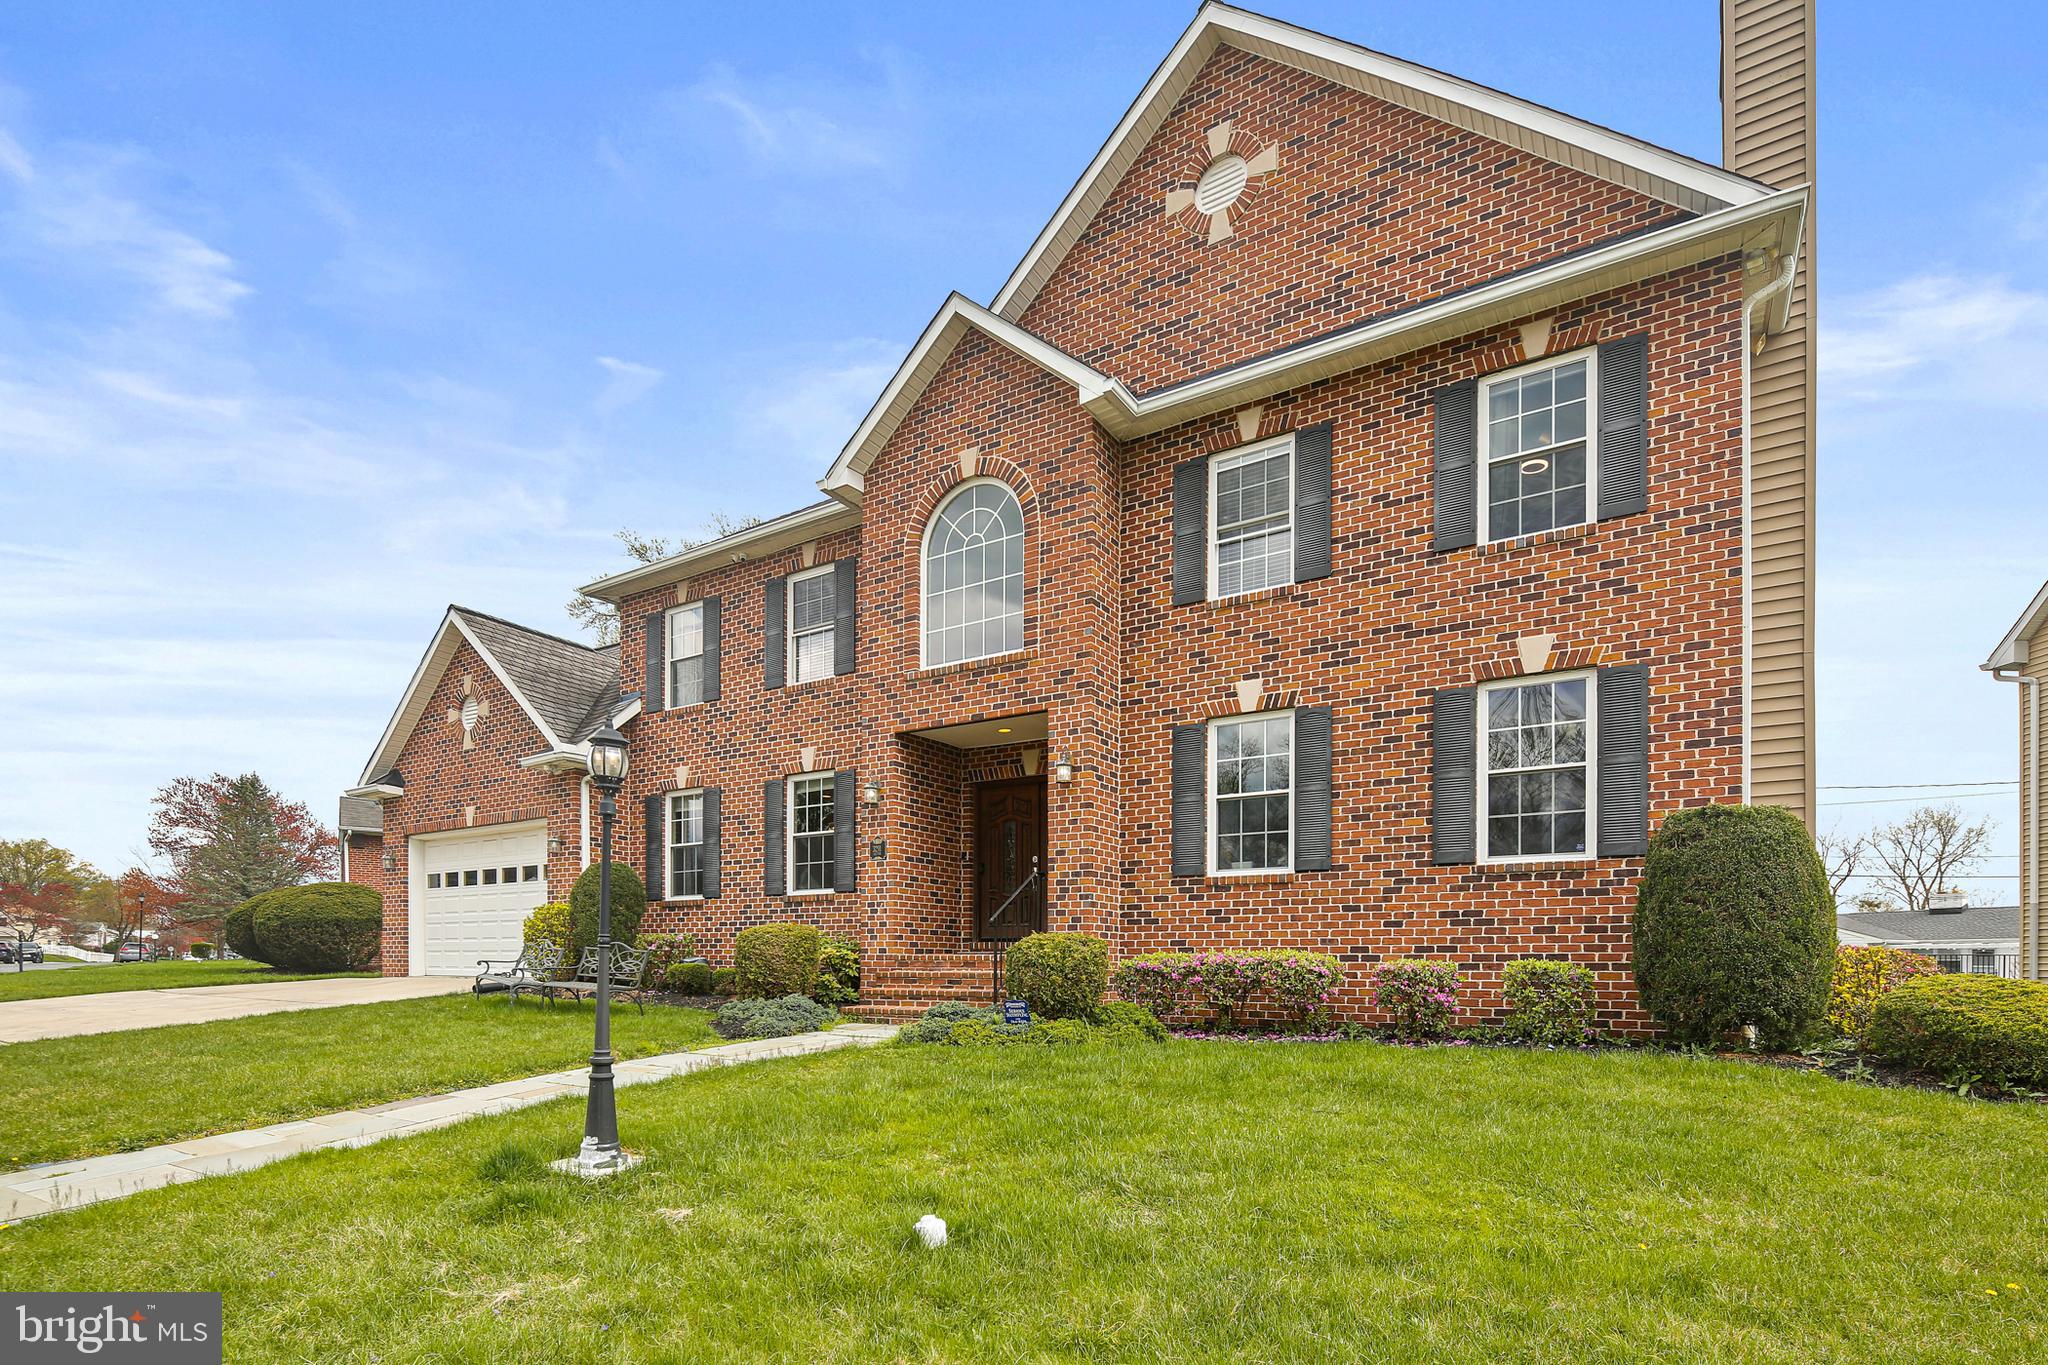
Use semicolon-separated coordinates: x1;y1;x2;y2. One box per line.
1818;780;2016;791
1818;791;2014;808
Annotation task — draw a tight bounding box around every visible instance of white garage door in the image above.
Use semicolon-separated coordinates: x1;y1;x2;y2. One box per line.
413;825;550;975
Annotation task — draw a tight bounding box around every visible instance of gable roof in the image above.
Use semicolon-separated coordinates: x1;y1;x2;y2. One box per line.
1837;905;2021;946
1984;580;2048;670
992;3;1779;324
354;606;620;786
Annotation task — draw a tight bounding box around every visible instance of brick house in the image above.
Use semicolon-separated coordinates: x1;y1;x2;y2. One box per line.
344;2;1815;1025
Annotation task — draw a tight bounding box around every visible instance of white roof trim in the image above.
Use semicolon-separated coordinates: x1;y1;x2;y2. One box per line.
1985;580;2048;670
518;748;590;773
991;2;1774;323
578;501;863;603
355;609;569;786
818;292;1124;498
343;783;403;803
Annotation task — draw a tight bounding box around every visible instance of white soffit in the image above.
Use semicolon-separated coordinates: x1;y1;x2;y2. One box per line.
1985;580;2048;669
990;1;1775;323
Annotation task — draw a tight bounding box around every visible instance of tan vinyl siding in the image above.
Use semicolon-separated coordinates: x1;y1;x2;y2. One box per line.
1724;0;1815;825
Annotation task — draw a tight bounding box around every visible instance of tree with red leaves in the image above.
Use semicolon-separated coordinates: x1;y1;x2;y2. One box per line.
147;773;338;946
0;837;106;947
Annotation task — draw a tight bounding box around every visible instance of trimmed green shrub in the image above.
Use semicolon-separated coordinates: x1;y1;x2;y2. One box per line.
1088;999;1168;1043
244;882;382;972
1828;945;1942;1046
711;967;738;996
1004;932;1108;1020
733;922;824;998
1113;949;1346;1026
1370;959;1460;1040
1631;805;1835;1048
1500;959;1598;1045
711;993;836;1041
635;931;699;985
568;864;645;960
1867;974;2048;1089
665;961;715;995
815;933;861;1006
189;941;214;960
897;1000;1166;1047
1021;1018;1094;1047
223;902;261;961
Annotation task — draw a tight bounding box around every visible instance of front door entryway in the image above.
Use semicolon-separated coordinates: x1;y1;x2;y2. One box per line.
974;778;1046;940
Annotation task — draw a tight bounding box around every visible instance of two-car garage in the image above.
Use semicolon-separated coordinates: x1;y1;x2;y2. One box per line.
408;822;550;976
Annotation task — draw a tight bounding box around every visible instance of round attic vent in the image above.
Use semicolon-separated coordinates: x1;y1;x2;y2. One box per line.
1193;153;1249;214
461;697;480;735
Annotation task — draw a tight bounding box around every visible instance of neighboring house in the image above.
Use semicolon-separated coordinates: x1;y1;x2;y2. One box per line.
343;2;1816;1024
338;794;384;887
1837;895;2022;978
1984;580;2046;981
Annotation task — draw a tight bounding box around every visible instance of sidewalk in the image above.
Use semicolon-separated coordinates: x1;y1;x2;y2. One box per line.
0;1022;897;1222
0;975;470;1044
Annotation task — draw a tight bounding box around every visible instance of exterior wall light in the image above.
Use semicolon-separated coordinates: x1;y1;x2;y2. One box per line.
381;852;398;872
861;780;883;805
1052;758;1076;784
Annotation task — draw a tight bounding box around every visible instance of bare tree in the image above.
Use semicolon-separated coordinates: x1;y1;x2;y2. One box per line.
566;517;762;644
1815;827;1867;906
1861;804;1995;913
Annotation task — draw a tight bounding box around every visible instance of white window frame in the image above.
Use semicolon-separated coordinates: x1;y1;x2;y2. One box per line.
664;600;706;709
1207;708;1296;877
666;788;706;901
1476;348;1598;546
785;771;836;896
919;477;1027;670
1207;433;1296;602
785;564;837;687
1476;668;1599;866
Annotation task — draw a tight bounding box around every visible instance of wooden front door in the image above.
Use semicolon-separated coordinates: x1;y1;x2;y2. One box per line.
974;778;1046;941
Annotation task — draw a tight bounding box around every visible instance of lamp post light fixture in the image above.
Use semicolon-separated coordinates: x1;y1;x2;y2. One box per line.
556;722;640;1179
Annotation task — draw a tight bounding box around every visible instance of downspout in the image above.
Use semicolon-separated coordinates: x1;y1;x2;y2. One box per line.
1739;249;1799;802
340;834;350;883
1991;666;2041;980
580;775;593;872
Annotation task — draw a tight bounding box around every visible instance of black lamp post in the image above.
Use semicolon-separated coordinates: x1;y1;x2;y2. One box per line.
566;721;636;1177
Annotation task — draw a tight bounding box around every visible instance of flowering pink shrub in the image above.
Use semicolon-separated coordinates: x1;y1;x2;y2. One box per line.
1269;953;1344;1024
1370;958;1461;1040
1112;949;1348;1028
1110;953;1187;1018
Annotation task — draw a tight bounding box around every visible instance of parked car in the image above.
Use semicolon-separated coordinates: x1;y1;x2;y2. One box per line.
0;941;42;964
114;942;148;962
16;942;44;963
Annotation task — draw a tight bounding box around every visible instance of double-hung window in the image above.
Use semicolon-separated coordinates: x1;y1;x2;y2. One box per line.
668;790;706;898
1479;673;1593;861
787;772;835;893
666;602;705;707
1211;711;1293;874
1480;353;1593;543
1211;436;1294;598
787;565;836;685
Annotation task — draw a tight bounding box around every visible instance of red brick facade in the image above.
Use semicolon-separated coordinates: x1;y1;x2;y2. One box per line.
361;43;1762;1029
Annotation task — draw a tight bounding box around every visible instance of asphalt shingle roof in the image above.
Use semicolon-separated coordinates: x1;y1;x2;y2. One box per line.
1836;905;2019;944
452;607;621;748
338;795;383;835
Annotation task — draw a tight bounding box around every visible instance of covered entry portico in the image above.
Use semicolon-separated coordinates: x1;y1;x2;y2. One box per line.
900;710;1049;946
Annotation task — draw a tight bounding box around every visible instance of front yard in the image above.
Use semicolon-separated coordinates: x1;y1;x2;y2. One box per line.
0;995;717;1167
3;1040;2043;1361
0;958;372;1003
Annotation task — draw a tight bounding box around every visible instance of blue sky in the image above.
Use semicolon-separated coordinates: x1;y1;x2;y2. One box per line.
0;2;2041;900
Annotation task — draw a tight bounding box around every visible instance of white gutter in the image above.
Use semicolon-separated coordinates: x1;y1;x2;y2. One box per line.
1738;248;1799;803
1990;666;2041;981
344;783;403;802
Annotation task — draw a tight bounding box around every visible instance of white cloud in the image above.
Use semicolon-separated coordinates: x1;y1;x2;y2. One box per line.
740;342;899;468
1820;273;2048;406
594;355;664;414
687;63;894;174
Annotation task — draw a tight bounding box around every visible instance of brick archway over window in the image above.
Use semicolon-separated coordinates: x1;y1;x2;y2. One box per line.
908;455;1040;672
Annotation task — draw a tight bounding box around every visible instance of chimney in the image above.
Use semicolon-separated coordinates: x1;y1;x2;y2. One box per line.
1928;891;1970;915
1720;1;1816;829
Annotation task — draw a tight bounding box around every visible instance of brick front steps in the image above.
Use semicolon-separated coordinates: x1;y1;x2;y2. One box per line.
847;951;1005;1021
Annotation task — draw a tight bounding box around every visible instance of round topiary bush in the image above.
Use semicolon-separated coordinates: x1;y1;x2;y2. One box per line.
733;922;823;999
1004;932;1108;1020
223;901;262;961
243;882;382;972
1867;974;2048;1089
190;941;214;960
567;862;645;960
1631;804;1835;1048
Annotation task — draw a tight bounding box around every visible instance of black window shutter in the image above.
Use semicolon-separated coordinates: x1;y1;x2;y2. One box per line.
762;779;785;896
643;793;665;901
1171;457;1209;606
1596;664;1650;857
1293;422;1333;583
1596;334;1650;520
1431;687;1477;864
832;558;858;676
1170;723;1207;876
832;770;857;893
700;596;722;704
1294;705;1333;871
1432;380;1478;551
644;612;665;709
763;576;786;690
701;787;722;899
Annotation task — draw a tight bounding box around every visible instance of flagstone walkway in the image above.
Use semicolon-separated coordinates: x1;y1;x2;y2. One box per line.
0;1021;897;1222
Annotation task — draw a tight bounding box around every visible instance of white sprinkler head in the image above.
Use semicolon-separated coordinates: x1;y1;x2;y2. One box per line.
914;1214;948;1249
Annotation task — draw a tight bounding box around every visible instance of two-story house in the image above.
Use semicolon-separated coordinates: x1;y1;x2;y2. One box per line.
343;1;1816;1025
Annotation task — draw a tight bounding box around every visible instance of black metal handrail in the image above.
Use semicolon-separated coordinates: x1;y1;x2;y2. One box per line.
978;869;1040;1003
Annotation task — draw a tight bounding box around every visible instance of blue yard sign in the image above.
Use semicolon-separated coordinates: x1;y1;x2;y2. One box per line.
1001;1000;1031;1026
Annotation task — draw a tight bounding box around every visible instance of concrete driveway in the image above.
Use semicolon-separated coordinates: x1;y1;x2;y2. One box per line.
0;976;470;1045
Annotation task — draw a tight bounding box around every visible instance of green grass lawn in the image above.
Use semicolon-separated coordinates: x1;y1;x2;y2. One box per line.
0;995;717;1167
3;1042;2043;1362
0;958;372;1002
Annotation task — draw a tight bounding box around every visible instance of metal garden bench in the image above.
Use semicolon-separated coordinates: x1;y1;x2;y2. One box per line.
472;942;564;1003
